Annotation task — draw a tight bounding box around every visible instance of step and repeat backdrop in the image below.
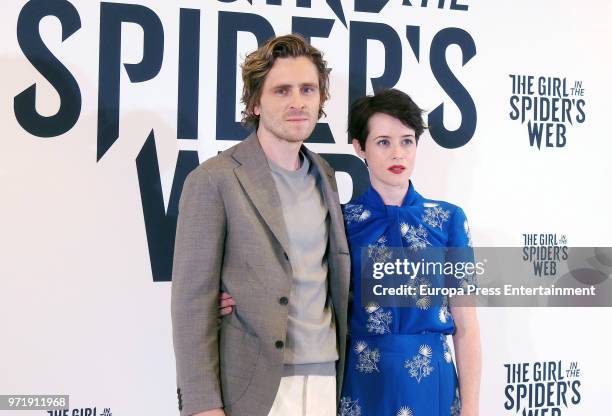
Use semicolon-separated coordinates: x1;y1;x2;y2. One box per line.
2;0;611;415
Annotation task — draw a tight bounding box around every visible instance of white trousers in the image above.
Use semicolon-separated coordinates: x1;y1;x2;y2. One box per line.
267;375;336;416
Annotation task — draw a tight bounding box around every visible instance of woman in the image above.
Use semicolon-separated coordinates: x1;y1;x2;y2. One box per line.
338;89;481;416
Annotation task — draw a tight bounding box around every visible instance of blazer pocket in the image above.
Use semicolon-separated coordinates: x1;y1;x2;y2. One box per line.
219;322;261;406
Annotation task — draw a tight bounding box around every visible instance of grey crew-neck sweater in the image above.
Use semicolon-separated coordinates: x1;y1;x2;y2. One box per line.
268;152;338;376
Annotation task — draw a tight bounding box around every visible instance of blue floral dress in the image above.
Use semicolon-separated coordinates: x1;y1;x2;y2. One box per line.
339;183;473;416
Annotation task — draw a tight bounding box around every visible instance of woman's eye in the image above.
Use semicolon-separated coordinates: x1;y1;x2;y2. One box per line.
376;139;389;146
402;138;414;145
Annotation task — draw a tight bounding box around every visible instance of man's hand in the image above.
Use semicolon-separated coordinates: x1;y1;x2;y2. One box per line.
218;292;236;317
193;409;225;416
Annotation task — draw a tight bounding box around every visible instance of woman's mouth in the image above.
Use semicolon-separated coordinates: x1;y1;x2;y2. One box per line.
388;165;406;174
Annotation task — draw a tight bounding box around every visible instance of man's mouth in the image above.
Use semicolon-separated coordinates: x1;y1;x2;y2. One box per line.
388;165;406;174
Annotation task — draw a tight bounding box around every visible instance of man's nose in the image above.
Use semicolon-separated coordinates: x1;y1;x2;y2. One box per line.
288;89;305;109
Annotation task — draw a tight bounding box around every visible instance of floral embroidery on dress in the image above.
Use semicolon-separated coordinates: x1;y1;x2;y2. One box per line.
450;389;461;416
464;219;473;247
440;334;453;363
397;406;414;416
401;223;431;251
367;236;393;263
404;345;434;383
364;302;379;314
353;340;368;353
405;273;424;298
339;397;362;416
353;341;381;373
416;295;431;310
365;303;392;334
344;204;371;225
405;276;418;299
422;206;450;230
438;305;451;324
418;344;432;357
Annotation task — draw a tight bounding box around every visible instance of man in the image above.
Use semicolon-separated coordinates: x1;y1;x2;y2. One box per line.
171;34;350;416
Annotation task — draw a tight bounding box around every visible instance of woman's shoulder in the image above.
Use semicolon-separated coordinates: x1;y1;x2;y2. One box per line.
342;198;366;211
416;194;465;216
413;194;471;237
341;194;372;227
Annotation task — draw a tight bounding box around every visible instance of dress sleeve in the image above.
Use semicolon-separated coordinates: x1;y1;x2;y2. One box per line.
447;206;472;248
446;206;477;289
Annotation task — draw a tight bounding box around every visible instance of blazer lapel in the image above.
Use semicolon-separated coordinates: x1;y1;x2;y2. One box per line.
232;133;291;257
304;147;350;255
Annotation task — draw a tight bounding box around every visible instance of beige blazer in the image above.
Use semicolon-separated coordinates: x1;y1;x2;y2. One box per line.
171;133;350;416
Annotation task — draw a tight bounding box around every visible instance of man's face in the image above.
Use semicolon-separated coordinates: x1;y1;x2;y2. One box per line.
254;56;321;143
352;112;417;190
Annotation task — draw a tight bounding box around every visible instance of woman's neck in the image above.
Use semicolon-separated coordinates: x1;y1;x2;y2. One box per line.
371;179;409;206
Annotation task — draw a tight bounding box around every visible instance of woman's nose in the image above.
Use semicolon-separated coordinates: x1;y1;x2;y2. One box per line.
391;145;403;159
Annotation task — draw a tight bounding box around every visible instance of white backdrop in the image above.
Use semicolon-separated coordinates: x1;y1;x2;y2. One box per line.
1;0;611;415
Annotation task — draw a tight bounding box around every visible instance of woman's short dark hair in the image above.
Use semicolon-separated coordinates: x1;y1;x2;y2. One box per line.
348;89;426;150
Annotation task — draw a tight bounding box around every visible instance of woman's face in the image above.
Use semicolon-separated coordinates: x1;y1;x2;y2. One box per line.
352;112;417;190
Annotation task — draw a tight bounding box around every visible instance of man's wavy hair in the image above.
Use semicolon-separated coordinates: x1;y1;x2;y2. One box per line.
240;34;330;129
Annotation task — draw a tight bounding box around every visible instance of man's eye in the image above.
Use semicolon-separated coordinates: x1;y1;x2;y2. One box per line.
275;89;287;95
303;86;315;93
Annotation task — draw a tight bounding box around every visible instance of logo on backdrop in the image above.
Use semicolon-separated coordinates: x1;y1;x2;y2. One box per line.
14;0;477;281
509;75;586;149
47;408;112;416
522;233;569;277
504;360;582;415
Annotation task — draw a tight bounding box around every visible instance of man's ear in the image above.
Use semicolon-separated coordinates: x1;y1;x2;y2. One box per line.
352;139;365;158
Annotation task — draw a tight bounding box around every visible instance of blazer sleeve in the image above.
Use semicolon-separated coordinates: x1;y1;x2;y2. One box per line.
171;167;226;415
